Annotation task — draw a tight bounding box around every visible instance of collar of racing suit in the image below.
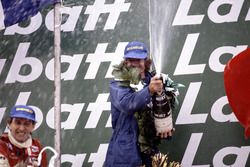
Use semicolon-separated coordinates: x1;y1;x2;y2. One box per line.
8;131;32;149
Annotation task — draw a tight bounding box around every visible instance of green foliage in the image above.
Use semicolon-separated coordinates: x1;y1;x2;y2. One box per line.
135;110;161;153
112;62;141;86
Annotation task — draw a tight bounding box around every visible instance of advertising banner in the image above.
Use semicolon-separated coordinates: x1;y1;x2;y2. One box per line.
0;0;250;166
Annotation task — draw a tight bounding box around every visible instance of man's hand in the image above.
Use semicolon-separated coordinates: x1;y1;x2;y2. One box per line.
154;115;174;139
156;128;175;138
149;76;163;95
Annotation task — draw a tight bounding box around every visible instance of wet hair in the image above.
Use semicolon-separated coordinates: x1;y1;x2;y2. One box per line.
145;58;152;71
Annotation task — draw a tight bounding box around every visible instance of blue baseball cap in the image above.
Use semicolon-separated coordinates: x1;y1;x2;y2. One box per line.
124;41;148;59
10;105;36;122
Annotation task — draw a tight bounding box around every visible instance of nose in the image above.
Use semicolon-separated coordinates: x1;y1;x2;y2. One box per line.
18;124;26;131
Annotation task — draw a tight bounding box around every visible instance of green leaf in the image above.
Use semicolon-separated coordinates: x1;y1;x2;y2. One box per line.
112;62;141;85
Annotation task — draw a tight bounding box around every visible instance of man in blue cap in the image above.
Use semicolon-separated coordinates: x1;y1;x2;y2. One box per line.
0;105;47;166
104;41;177;167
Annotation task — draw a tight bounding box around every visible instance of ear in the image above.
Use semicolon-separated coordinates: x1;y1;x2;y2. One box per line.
6;121;10;129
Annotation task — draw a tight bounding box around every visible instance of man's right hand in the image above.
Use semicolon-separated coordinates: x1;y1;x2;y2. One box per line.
148;76;163;95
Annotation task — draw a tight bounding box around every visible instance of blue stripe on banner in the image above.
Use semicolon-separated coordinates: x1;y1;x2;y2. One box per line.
0;0;59;28
0;1;5;30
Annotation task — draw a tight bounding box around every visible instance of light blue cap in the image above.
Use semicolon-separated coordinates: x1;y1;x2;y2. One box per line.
124;41;148;59
10;105;36;122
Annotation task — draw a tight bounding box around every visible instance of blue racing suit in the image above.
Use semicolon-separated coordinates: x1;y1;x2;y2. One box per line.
105;73;152;167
